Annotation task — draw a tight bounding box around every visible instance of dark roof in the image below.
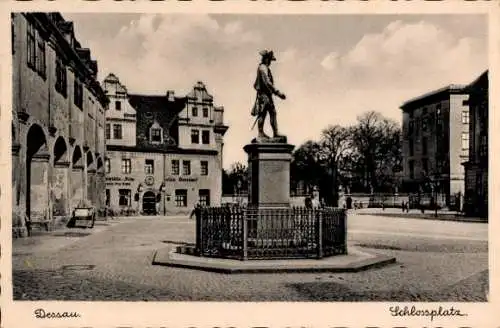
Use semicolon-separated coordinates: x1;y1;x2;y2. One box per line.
128;94;186;113
106;144;218;156
400;84;466;111
464;70;488;93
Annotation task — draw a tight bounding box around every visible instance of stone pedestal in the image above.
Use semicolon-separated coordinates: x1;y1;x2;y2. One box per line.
244;139;295;208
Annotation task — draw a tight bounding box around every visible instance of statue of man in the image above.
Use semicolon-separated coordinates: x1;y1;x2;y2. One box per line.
251;50;286;139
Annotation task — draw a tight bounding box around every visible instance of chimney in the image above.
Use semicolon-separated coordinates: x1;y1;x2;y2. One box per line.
166;90;175;102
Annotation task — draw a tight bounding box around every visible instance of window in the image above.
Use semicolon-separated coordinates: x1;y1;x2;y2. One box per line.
37;35;46;78
105;158;110;174
461;132;470;150
198;189;210;206
121;158;131;174
409;160;415;179
422;158;429;175
105;189;110;206
27;21;36;68
145;159;154;174
480;135;487;157
73;80;83;109
55;56;67;97
201;161;208;175
151;128;162;142
175;189;187;207
421;118;427;132
408;121;414;135
11;15;15;55
105;124;111;139
462;110;470;124
119;189;131;206
192;107;198;117
115;101;121;111
203;107;209;118
182;160;191;175
113;124;122;139
409;139;414;157
191;129;199;144
171;160;180;175
422;137;428;156
202;130;210;144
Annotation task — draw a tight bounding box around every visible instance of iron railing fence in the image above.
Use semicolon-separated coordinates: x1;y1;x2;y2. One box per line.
195;206;347;260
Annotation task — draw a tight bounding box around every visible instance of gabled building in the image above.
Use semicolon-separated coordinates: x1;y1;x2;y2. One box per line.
462;71;488;219
11;13;108;236
103;75;228;215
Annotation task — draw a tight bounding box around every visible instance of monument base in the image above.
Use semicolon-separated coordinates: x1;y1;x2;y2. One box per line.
244;139;295;208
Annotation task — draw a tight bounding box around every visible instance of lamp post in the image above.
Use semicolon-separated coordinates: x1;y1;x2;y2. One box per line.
160;182;166;216
136;183;143;215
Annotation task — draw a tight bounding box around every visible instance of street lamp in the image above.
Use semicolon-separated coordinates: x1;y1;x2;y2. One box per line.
159;182;166;215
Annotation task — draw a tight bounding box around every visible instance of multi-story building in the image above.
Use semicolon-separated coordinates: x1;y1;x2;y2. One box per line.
463;71;488;218
11;13;108;235
103;74;228;215
400;85;469;209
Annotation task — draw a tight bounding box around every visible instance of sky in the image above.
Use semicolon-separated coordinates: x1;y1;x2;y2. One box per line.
63;13;487;169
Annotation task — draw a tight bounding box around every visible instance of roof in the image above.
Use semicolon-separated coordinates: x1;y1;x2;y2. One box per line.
128;94;187;113
464;70;488;93
400;84;467;111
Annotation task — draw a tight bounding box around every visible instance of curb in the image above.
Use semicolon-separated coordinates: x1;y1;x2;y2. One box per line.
151;248;397;274
357;213;487;224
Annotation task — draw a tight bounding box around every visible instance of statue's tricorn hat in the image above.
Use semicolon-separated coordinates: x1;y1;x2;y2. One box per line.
259;49;276;61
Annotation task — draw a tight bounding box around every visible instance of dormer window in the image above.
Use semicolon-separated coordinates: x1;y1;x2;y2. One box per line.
192;107;198;117
115;101;121;111
149;121;163;143
203;107;209;118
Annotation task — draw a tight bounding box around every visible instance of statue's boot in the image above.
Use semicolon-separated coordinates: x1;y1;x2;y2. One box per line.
258;131;270;139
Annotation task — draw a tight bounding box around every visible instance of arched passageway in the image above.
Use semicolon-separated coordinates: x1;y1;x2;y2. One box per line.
52;137;70;217
26;124;49;218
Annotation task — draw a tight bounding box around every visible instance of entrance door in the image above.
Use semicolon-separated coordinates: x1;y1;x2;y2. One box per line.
142;191;157;215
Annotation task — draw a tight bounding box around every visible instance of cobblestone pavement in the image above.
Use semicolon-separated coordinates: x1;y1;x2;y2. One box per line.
12;214;488;301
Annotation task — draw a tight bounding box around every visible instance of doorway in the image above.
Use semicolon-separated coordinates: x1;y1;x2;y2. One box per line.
142;191;157;215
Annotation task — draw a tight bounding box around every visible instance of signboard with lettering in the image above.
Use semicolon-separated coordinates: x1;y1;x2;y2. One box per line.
164;176;199;183
106;176;135;186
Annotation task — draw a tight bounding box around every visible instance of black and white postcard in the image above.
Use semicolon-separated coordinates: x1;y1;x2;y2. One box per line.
1;1;498;327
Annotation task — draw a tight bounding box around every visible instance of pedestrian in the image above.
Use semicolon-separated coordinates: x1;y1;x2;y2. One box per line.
190;203;201;219
304;196;312;209
346;196;352;210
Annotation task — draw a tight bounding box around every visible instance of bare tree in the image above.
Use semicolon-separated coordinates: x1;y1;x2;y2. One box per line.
320;125;351;206
350;111;402;192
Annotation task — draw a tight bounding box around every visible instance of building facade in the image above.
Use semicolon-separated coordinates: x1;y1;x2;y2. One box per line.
463;71;488;218
12;13;108;235
400;85;469;209
103;74;228;215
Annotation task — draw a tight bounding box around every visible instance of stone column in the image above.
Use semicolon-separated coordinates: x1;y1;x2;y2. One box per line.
87;169;97;206
52;161;70;226
30;153;51;218
70;165;84;210
244;141;295;208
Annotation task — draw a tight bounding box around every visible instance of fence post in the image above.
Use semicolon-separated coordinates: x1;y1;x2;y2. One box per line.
243;213;248;260
317;210;323;259
196;209;203;257
342;209;347;254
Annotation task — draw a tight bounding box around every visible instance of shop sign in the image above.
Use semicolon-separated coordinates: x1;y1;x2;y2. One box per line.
164;176;199;183
106;176;135;186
